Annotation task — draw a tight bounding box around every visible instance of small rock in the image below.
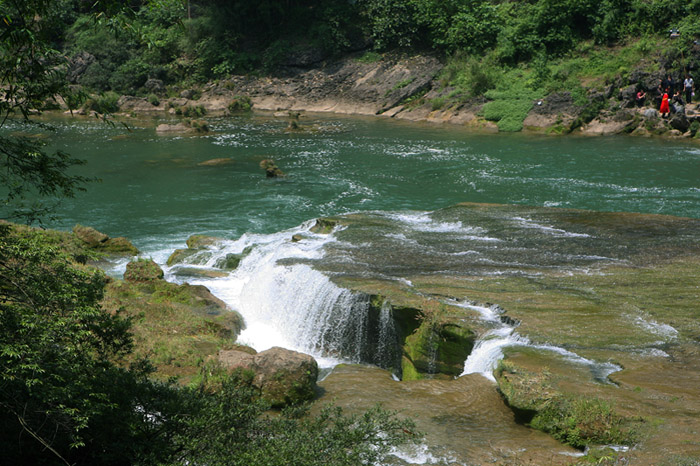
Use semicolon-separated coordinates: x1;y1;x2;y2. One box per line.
260;159;285;178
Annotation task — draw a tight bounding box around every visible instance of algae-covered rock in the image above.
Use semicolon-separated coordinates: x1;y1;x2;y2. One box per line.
214;253;241;270
494;360;642;449
402;319;475;379
167;248;199;266
310;217;340;234
187;234;222;248
124;258;164;282
72;224;139;255
73;224;108;246
100;237;139;255
260;158;285;178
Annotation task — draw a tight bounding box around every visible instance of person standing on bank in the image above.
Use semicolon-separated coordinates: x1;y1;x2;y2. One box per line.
660;89;671;117
684;74;694;104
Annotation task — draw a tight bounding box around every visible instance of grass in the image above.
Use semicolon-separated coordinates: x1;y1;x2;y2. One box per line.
102;278;244;382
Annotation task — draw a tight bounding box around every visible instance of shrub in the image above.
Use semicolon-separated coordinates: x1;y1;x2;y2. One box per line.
228;96;252;113
148;94;160;106
84;91;120;114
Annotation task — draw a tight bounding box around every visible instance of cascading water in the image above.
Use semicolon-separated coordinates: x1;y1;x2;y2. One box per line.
455;301;621;383
168;221;400;370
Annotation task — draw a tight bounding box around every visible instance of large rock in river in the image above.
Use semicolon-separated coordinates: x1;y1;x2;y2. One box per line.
218;346;319;407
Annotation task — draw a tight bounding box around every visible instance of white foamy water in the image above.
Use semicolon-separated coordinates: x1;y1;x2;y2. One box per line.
512;216;591;238
454;300;622;383
170;220;399;369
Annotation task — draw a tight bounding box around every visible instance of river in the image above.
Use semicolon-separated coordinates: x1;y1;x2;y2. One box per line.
12;113;700;464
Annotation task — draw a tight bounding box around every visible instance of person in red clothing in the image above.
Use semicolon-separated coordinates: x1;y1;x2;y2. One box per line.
659;88;670;117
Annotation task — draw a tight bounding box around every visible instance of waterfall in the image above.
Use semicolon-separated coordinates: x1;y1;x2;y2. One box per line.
179;222;400;370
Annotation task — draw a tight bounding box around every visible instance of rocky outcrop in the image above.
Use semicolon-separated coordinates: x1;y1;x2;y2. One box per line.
124;259;164;282
72;224;139;255
218;347;319;407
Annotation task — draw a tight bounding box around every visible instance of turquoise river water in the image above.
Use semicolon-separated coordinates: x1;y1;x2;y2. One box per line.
16;113;700;257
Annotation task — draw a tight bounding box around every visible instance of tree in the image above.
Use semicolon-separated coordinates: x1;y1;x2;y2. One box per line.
0;0;92;223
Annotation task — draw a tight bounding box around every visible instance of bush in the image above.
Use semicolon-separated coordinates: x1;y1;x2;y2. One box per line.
228;96;252;113
84;91;120;114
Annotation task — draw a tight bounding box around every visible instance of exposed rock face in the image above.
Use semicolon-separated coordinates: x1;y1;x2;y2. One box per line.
124;259;164;282
670;113;690;132
218;347;319;407
224;52;442;116
67;51;96;84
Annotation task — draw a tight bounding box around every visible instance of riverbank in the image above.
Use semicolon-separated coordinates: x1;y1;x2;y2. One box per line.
82;50;700;140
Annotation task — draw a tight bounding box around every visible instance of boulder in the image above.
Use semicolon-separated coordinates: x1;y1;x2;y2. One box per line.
670;113;690;132
643;108;659;120
218;346;319;407
73;224;108;247
180;89;196;100
144;78;165;95
618;85;637;108
186;234;222;249
100;237;139;255
124;259;164;282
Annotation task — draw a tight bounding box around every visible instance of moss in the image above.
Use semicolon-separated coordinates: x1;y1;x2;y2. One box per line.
186;234;221;249
495;360;643;449
103;278;243;382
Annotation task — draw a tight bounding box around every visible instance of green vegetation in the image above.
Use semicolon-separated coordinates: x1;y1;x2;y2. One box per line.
495;360;643;449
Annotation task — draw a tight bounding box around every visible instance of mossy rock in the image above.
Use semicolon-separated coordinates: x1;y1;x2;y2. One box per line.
310;217;340;234
214;253;241;270
124;259;164;282
98;237;139;255
402;319;476;378
186;235;221;249
73;224;108;247
167;248;198;266
494;360;643;449
72;224;138;255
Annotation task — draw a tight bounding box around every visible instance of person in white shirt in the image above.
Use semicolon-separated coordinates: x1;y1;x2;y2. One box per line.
684;75;694;103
